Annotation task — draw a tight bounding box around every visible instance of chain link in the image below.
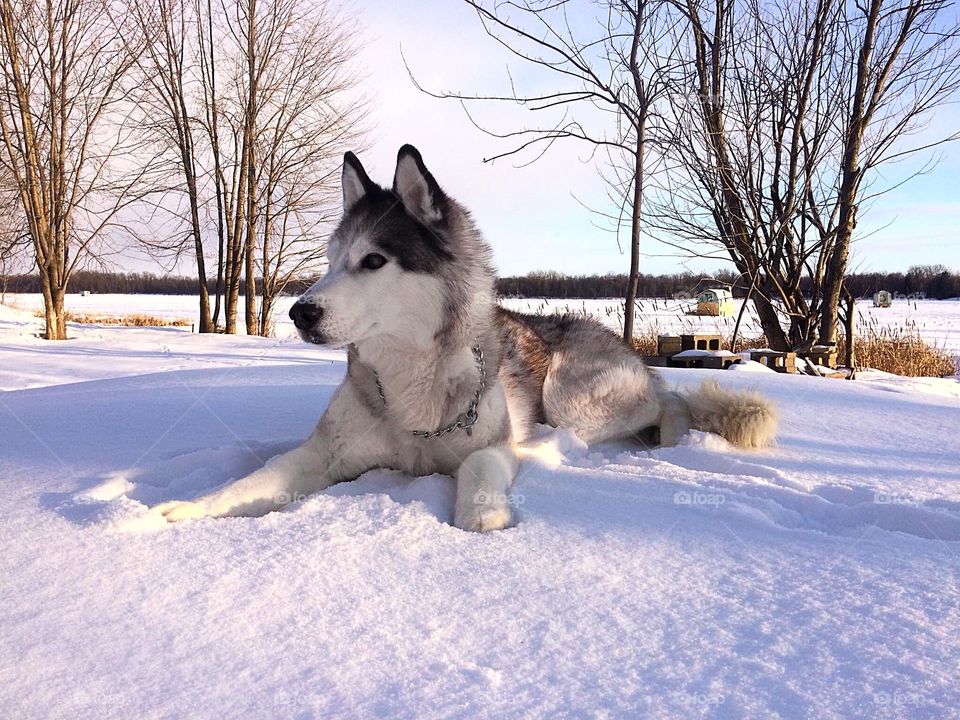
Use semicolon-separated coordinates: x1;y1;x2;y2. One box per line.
375;344;486;439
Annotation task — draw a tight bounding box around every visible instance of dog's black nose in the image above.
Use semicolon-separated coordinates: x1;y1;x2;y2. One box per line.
289;299;322;330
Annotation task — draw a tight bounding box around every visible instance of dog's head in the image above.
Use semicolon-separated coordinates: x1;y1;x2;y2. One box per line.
290;144;490;349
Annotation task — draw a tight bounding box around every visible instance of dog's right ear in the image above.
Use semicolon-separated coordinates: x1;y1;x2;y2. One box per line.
393;144;445;224
342;152;376;213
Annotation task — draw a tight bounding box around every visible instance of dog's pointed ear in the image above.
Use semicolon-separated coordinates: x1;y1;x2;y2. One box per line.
342;151;375;213
393;144;445;224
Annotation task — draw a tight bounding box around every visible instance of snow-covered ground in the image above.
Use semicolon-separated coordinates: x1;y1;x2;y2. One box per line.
5;292;959;355
1;304;959;719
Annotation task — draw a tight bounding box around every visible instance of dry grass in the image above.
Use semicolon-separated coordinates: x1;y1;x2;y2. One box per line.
633;325;956;378
34;310;191;327
839;326;956;378
630;328;659;356
730;335;770;353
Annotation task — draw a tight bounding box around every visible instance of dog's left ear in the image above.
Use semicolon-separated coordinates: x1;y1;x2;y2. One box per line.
393;144;445;224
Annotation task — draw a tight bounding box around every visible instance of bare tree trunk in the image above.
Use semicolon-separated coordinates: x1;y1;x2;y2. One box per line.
174;69;214;333
38;265;65;339
242;0;258;335
225;140;244;335
622;3;650;346
199;0;225;330
753;294;788;351
212;225;224;329
243;152;257;335
623;116;645;344
186;170;214;332
840;285;856;370
818;0;879;346
259;184;272;336
196;0;241;334
649;0;959;352
130;0;214;332
225;226;241;333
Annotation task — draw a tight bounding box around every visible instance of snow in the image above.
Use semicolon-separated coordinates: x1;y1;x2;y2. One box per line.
855;369;960;400
728;359;778;373
2;305;960;719
0;301;39;323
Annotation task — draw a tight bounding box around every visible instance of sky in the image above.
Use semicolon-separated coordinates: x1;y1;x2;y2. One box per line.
352;0;960;277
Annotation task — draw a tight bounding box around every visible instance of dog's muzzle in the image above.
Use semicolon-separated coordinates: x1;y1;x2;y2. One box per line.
289;298;323;330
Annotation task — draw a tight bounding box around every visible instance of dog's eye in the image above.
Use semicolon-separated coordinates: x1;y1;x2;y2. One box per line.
360;253;387;271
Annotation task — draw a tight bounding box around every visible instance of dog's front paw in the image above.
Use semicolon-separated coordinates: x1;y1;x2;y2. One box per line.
153;499;213;523
455;496;511;532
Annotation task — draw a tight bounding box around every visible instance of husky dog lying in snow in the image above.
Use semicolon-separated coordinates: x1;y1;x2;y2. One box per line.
157;145;777;531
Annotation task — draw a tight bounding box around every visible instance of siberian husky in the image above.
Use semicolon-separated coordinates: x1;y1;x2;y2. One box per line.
157;145;777;531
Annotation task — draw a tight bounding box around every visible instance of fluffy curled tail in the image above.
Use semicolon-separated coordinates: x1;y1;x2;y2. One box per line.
681;380;778;449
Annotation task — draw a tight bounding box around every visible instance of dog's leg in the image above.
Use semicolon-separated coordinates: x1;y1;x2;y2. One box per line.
156;383;389;522
155;441;332;521
454;445;519;532
656;389;692;447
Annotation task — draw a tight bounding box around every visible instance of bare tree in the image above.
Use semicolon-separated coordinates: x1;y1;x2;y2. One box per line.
238;0;260;337
196;0;229;329
651;0;848;349
649;0;960;350
251;0;367;335
187;0;365;335
127;0;215;332
817;0;960;346
180;0;260;334
125;0;364;335
0;0;142;339
412;0;683;343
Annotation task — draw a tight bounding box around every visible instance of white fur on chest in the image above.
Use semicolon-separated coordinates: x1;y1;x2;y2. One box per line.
392;383;512;476
352;339;511;475
355;340;473;429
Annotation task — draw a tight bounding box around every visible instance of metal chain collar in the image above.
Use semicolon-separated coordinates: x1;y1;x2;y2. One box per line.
374;344;486;439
